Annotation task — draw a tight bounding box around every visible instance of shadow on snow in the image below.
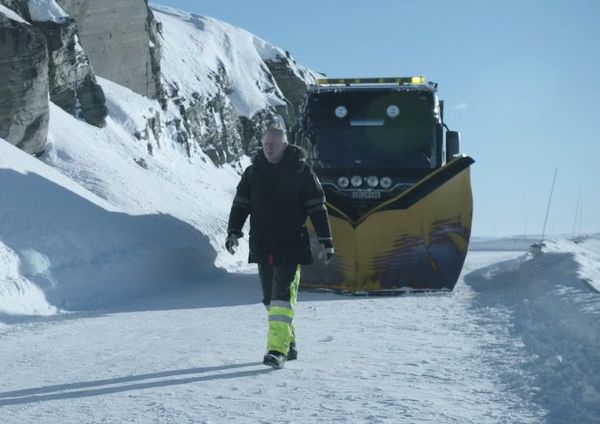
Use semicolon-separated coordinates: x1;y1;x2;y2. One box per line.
1;169;442;325
0;362;272;405
0;169;240;318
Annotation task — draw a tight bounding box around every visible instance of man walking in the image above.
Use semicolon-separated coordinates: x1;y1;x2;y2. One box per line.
225;126;334;369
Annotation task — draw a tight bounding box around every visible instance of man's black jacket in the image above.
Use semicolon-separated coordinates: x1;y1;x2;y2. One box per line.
227;144;333;265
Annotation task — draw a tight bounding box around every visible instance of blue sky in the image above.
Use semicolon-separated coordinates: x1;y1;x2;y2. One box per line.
155;0;599;237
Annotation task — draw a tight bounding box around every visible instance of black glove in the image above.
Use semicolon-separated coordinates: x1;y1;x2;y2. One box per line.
318;239;335;265
225;231;242;255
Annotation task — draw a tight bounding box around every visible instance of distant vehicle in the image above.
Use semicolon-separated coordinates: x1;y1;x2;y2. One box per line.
291;76;475;292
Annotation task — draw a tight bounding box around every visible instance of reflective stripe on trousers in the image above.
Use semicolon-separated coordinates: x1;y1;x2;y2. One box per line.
267;265;300;354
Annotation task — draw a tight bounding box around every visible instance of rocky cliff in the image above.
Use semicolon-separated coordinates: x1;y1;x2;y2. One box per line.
0;7;49;155
0;1;318;164
264;53;316;126
57;0;162;101
34;17;107;127
1;0;107;154
151;6;318;164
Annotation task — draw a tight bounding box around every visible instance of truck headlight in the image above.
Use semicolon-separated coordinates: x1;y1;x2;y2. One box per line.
380;177;392;188
335;106;347;119
366;176;379;188
386;105;400;118
337;176;349;188
350;175;363;187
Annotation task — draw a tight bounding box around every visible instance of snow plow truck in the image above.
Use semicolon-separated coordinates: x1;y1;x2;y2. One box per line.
291;77;474;292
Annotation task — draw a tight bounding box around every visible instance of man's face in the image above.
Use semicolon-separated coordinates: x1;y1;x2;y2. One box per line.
263;134;288;164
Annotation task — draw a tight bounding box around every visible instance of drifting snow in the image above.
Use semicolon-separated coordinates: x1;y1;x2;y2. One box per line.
0;242;57;317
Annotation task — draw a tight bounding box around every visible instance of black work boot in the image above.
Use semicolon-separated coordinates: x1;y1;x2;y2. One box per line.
287;342;298;361
263;351;286;369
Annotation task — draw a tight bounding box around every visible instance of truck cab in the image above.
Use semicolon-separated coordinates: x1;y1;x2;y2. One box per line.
292;77;474;292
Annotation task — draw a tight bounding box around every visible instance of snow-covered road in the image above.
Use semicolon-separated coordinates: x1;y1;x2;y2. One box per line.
1;251;566;424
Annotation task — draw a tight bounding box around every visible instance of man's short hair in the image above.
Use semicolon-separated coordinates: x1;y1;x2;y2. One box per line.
262;127;287;143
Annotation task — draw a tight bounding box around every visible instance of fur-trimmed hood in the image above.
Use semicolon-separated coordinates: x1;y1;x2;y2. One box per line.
253;143;308;166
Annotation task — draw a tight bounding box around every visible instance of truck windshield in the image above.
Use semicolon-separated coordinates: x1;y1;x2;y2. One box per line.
308;90;437;169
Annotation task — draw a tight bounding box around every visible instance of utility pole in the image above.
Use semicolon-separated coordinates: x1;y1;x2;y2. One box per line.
540;167;558;245
572;189;582;239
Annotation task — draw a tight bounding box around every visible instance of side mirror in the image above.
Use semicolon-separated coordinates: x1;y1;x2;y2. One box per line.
446;130;461;162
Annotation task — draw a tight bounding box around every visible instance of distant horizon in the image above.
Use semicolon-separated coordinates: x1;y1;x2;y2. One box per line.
471;232;599;241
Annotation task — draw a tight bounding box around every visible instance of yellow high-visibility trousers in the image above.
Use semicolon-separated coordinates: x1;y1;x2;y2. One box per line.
259;264;300;355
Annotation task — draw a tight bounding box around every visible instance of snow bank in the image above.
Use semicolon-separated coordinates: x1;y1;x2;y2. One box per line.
44;78;252;273
464;237;600;422
0;242;57;317
469;236;536;252
1;133;222;315
539;238;600;292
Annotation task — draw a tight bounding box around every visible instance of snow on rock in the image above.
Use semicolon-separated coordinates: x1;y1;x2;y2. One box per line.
0;4;29;23
152;5;288;117
27;0;68;23
44;78;252;273
251;35;285;62
252;35;320;85
0;8;50;155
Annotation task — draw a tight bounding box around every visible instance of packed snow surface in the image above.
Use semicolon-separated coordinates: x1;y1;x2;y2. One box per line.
2;243;600;422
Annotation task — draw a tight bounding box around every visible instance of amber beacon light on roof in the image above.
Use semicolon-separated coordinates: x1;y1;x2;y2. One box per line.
316;76;427;85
